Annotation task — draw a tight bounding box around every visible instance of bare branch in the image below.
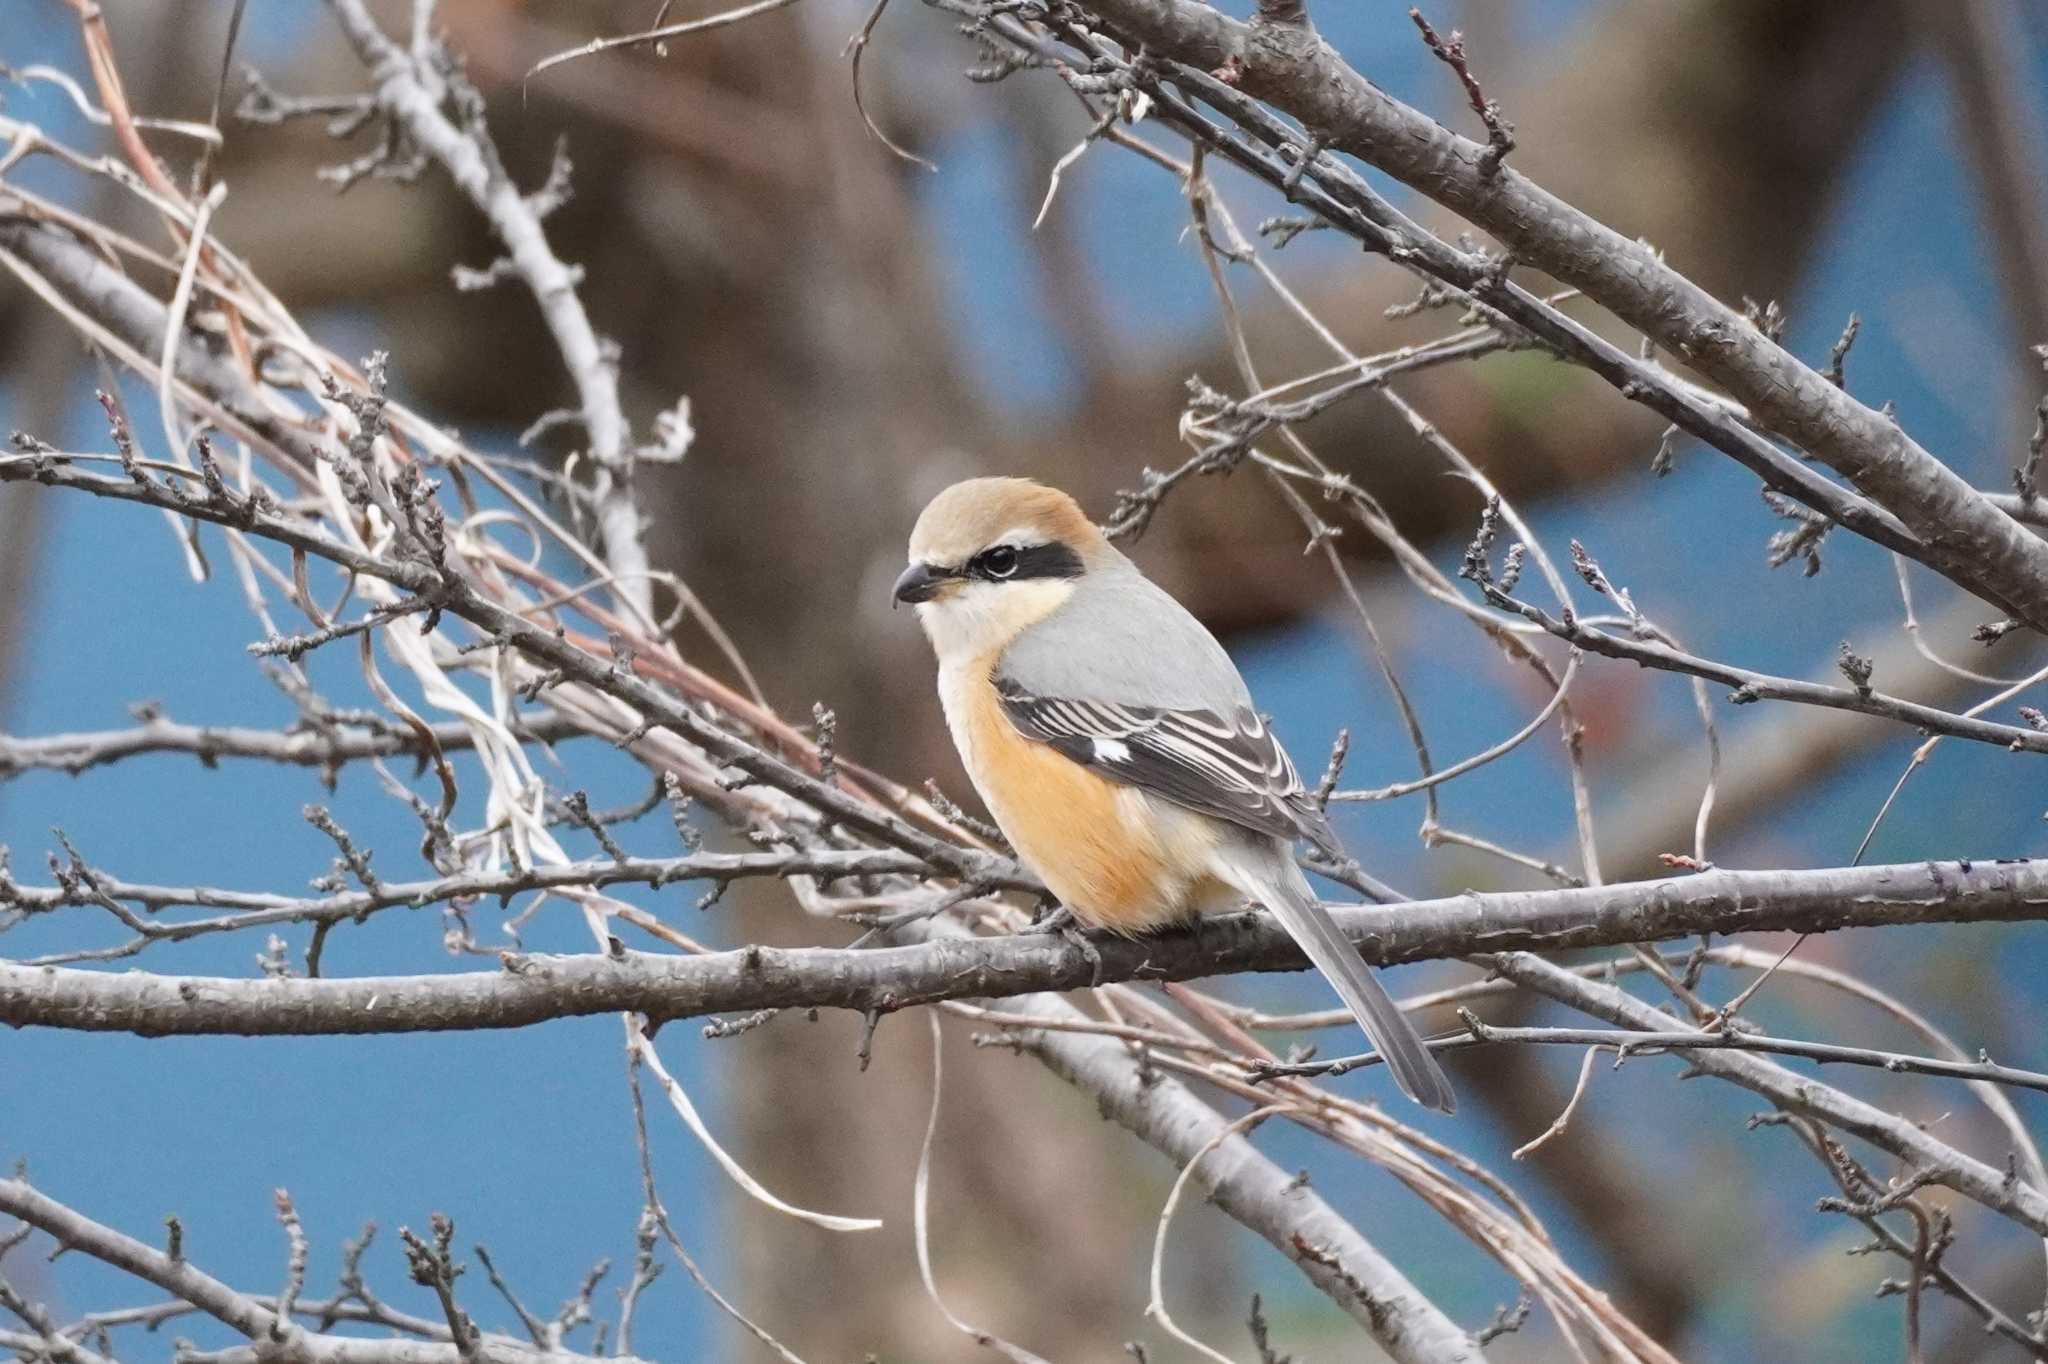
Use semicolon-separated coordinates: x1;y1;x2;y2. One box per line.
1477;576;2048;753
0;1177;646;1364
321;0;650;619
0;712;585;779
0;441;1011;885
1487;953;2048;1237
1255;1015;2048;1098
968;0;2048;626
1008;993;1485;1362
4;859;2043;1036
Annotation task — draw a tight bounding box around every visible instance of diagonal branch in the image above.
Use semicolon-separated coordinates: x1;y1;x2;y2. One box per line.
1486;952;2048;1240
986;0;2048;628
1007;990;1486;1362
0;438;1010;885
0;1177;646;1364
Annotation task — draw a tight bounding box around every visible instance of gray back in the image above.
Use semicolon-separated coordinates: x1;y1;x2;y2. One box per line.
996;555;1254;712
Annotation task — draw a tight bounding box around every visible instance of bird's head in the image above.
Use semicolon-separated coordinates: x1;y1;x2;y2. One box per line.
895;477;1106;661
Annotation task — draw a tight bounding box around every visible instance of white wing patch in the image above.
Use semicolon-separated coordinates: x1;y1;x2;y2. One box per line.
1092;737;1132;763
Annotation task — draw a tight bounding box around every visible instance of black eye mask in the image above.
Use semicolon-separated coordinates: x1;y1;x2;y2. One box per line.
971;542;1083;582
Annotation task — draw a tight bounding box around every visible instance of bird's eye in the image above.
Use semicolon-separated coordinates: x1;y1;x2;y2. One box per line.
979;545;1020;579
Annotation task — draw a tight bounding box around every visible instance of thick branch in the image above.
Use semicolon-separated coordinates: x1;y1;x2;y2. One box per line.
4;859;2041;1035
969;10;1934;576
1060;0;2048;627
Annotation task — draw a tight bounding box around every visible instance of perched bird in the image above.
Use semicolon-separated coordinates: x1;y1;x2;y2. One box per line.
894;477;1454;1112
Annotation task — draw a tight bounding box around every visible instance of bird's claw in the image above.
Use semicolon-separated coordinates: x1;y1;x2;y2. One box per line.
1059;923;1105;987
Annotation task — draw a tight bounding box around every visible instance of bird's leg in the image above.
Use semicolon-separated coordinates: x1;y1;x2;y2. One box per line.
1060;923;1105;987
1016;896;1104;983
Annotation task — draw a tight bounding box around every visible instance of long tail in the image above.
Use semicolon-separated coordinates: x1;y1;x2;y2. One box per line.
1229;855;1456;1113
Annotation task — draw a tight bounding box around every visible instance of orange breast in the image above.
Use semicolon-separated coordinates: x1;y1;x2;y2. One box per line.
940;659;1222;934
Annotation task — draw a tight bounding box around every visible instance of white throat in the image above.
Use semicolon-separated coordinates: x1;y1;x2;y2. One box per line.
916;577;1077;666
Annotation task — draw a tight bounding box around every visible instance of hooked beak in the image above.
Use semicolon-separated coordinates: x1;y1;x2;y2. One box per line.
892;561;946;607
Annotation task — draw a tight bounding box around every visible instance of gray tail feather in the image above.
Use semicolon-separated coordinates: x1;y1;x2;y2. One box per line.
1244;861;1456;1114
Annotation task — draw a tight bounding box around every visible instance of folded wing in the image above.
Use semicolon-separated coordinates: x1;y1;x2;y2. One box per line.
993;676;1341;859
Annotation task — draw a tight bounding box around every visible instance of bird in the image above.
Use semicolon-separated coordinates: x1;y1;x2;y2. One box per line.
893;476;1455;1112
